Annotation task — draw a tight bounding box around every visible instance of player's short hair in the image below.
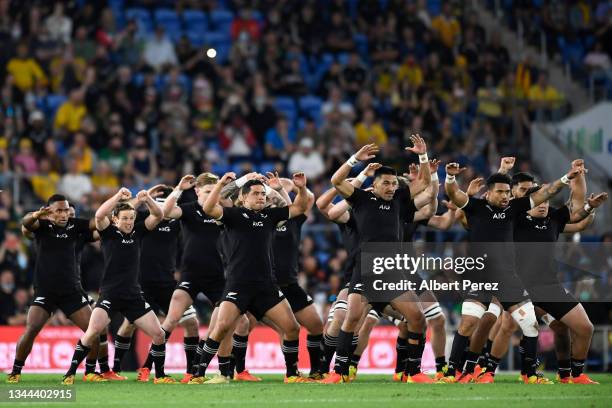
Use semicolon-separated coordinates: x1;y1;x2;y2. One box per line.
241;179;265;195
486;173;512;189
47;194;68;206
112;202;135;217
195;172;219;187
525;185;542;196
511;172;535;186
374;166;397;180
68;202;75;209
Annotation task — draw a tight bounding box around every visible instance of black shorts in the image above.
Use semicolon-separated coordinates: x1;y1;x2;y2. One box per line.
79;287;95;306
95;293;153;323
31;289;90;317
222;281;285;320
141;282;176;315
529;282;579;321
175;274;225;306
279;283;313;313
461;267;528;310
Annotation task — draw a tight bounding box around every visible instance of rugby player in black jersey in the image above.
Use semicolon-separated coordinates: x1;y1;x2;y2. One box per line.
268;174;324;379
195;171;311;383
7;195;100;384
99;185;200;383
61;188;174;385
439;162;585;384
322;136;434;384
159;173;251;384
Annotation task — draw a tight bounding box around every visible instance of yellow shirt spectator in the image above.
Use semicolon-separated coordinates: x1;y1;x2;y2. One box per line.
49;56;87;92
54;100;87;133
528;83;564;108
355;110;388;147
397;59;423;88
431;15;460;49
91;173;119;193
31;172;59;202
7;58;48;92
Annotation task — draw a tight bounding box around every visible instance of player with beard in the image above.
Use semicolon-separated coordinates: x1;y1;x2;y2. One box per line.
322;136;434;384
439;162;585;384
194;172;311;383
8;195;101;384
62;188;173;384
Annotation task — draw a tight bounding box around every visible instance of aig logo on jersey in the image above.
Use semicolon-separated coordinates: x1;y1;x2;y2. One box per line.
55;233;69;238
158;226;171;232
276;225;287;232
492;213;506;219
252;221;264;227
379;204;391;210
121;238;135;244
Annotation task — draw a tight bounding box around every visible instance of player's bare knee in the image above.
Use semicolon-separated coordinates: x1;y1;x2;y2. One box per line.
572;319;594;339
285;321;300;339
458;316;478;335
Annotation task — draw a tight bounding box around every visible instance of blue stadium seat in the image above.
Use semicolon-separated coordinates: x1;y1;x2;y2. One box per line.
273;96;297;118
337;52;350;66
212;163;230;175
154;8;182;41
186;30;206;47
257;162;276;175
183;9;207;32
46;94;67;117
154;8;179;23
299;95;323;126
210;9;234;31
125;8;153;32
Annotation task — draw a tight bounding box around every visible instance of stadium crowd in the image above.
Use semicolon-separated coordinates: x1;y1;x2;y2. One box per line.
0;0;610;346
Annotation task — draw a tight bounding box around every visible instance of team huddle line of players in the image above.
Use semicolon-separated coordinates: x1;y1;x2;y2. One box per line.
5;135;607;386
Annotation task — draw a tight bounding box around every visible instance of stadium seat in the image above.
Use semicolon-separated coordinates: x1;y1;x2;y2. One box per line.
45;94;67;117
210;9;234;31
183;9;207;32
273;96;297;123
186;30;206;47
211;163;230;175
258;162;276;175
298;95;323;125
154;8;182;41
125;8;153;32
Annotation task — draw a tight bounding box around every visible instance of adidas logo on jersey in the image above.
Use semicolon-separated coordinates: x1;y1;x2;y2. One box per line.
252;221;264;227
34;297;45;304
82;296;88;303
101;300;111;307
242;213;250;219
226;292;238;300
67;224;74;230
492;213;506;219
278;290;284;297
307;295;312;302
144;302;150;308
179;282;190;288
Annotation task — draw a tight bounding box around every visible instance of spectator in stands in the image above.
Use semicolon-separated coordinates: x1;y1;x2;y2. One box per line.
0;269;17;325
30;158;59;203
27;110;50;156
288;138;325;181
58;158;92;203
73;26;96;62
584;42;612;76
43;138;64;174
528;72;564;121
6;41;48;93
45;2;73;45
9;288;28;326
431;3;460;49
322;87;355;125
247;84;277;145
341;52;368;99
91;161;119;198
232;8;260;41
113;19;144;67
476;74;503;126
325;11;354;53
278;58;308;96
68;132;95;174
220;112;256;162
143;25;178;72
13;138;38;176
354;109;388;147
54;88;87;135
0;233;26;277
99;134;128;174
128;136;158;185
265;115;295;162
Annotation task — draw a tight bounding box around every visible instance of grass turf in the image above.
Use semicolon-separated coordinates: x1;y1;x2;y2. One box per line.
1;373;611;408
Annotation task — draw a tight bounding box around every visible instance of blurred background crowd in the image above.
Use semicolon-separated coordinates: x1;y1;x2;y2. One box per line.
0;0;610;370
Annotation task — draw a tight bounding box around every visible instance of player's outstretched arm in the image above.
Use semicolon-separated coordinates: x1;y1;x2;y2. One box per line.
564;212;595;233
204;172;236;220
444;163;469;208
95;188;132;231
406;134;431;198
22;206;53;231
288;173;309;218
568;192;608;223
139;190;163;230
530;166;586;207
414;159;440;210
568;159;587;213
164;175;196;219
267;172;291;207
331;144;379;198
427;202;457;230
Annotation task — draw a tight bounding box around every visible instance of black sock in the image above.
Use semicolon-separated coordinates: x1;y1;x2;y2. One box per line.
519;337;526;375
183;337;199;374
571;358;585;378
350;335;359;355
232;334;248;374
351;354;361;367
218;356;232;377
435;356;447;373
228;354;236;376
463;350;480;375
395;337;408;373
478;339;493;366
151;343;166;378
522;336;538;377
196;338;220;377
98;355;110;373
321;333;337;373
485;355;500;375
143;347;154;370
306;334;322;375
447;332;469;376
11;359;25;375
112;335;131;372
404;331;423;376
335;330;353;376
66;340;91;376
282;339;299;377
558;359;571;378
85;358;97;374
192;339;204;374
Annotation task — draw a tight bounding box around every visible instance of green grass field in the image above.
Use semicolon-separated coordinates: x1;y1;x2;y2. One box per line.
1;373;611;408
